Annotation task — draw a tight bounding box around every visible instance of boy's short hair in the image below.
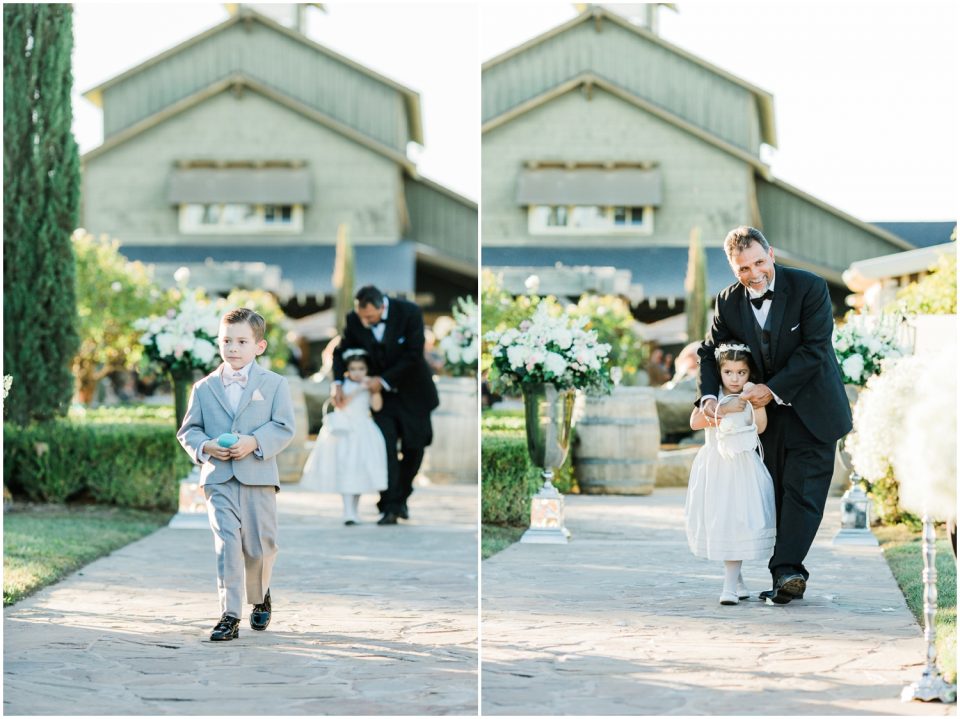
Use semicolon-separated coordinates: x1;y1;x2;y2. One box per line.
221;307;266;342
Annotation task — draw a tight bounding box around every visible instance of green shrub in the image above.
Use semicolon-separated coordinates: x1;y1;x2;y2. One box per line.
481;428;578;526
3;420;190;511
69;403;176;425
482;433;542;525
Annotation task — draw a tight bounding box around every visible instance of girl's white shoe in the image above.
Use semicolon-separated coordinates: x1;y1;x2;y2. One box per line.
719;590;740;605
737;575;750;600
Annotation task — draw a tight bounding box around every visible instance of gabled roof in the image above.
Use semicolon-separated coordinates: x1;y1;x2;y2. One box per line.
481;72;771;177
483;7;776;148
760;176;915;252
871;221;957;249
82;7;423;145
81;73;415;173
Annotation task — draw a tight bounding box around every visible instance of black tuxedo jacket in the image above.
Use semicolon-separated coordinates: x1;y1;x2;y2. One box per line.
333;297;440;448
696;265;852;444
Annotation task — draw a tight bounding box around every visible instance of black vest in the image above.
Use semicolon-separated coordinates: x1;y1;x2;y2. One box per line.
752;311;775;380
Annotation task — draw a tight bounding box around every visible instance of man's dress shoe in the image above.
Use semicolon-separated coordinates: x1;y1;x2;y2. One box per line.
760;574;806;604
378;512;399;525
210;613;240;641
398;506;409;520
250;589;271;631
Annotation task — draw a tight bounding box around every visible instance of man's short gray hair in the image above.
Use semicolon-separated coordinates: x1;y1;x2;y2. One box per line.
723;226;769;261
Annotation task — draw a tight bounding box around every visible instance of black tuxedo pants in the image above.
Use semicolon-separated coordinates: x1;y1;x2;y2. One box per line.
373;410;425;514
761;404;837;582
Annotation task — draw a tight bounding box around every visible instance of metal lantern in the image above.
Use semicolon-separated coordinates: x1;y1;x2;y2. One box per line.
833;439;877;546
520;383;575;544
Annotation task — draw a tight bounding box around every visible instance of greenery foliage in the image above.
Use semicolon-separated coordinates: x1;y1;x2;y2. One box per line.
893;250;957;316
3;4;81;424
3;420;190;510
4;506;171;606
569;294;647;385
72;230;164;400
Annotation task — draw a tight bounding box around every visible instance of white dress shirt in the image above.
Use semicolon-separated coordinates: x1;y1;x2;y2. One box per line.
198;361;258;462
337;298;393;391
701;274;789;408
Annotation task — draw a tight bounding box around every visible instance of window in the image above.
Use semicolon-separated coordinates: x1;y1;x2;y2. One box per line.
179;203;303;234
528;205;653;235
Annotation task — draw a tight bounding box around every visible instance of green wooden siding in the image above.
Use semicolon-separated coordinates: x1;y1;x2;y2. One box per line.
403;177;477;266
84;90;402;245
755;178;904;272
102;22;409;153
483;20;762;155
483;87;752;248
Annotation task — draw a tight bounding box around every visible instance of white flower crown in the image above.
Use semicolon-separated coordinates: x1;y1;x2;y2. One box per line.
714;342;751;359
342;348;368;360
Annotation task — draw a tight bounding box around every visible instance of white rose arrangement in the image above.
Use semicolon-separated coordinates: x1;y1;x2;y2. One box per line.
436;296;479;377
832;313;906;386
846;350;956;524
485;303;612;394
134;292;221;379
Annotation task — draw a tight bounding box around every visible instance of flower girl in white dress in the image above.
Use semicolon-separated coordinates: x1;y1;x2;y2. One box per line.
685;344;776;604
300;349;388;525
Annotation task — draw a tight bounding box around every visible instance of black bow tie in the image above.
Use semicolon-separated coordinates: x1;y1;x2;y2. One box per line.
750;290;774;310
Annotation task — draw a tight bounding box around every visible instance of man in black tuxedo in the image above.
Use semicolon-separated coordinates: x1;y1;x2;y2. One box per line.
696;227;852;604
332;285;440;525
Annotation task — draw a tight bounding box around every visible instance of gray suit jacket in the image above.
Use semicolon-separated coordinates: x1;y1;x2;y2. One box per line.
177;362;296;489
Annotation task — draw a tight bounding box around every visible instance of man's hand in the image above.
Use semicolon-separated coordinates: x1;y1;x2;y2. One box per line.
331;383;345;409
202;440;232;461
365;376;384;394
228;434;259;460
741;383;774;408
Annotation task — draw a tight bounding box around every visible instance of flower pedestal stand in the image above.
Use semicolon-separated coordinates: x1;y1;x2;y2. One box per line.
167;372;209;529
520;383;574;544
901;515;957;704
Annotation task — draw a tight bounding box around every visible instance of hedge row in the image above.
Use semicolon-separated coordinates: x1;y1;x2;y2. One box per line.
3;420;191;511
481;424;578;526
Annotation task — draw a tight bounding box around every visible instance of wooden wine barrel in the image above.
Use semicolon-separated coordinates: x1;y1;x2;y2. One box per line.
574;386;660;495
277;375;311;483
422;376;478;483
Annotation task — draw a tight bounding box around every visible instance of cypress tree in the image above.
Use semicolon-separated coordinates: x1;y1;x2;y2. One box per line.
684;226;709;344
3;4;81;424
331;223;355;334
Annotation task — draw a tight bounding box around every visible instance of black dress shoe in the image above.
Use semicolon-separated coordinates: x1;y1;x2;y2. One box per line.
377;512;399;525
344;519;358;526
398;506;409;520
250;589;271;631
760;574;806;604
210;613;240;641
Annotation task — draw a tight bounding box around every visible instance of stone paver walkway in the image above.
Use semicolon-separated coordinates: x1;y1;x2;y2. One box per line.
4;483;478;715
481;489;954;716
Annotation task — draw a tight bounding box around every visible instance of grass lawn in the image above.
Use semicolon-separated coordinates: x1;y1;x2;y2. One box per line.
874;524;956;683
482;524;525;560
3;504;173;606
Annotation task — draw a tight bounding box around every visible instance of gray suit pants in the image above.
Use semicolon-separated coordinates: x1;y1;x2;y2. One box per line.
204;479;278;618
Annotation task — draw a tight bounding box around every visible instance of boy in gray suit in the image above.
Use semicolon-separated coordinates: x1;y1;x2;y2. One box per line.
177;308;296;641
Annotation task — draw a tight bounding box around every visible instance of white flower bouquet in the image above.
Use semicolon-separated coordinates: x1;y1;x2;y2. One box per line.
485;302;612;394
134;292;221;379
437;296;479;377
832;313;906;386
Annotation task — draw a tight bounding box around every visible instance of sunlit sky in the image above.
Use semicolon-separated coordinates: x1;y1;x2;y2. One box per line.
73;1;958;221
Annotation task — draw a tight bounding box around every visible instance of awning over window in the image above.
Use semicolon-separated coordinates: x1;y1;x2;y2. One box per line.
516;167;662;207
167;168;313;205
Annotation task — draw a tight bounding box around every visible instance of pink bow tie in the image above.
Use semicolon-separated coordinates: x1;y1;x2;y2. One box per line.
223;372;247;388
